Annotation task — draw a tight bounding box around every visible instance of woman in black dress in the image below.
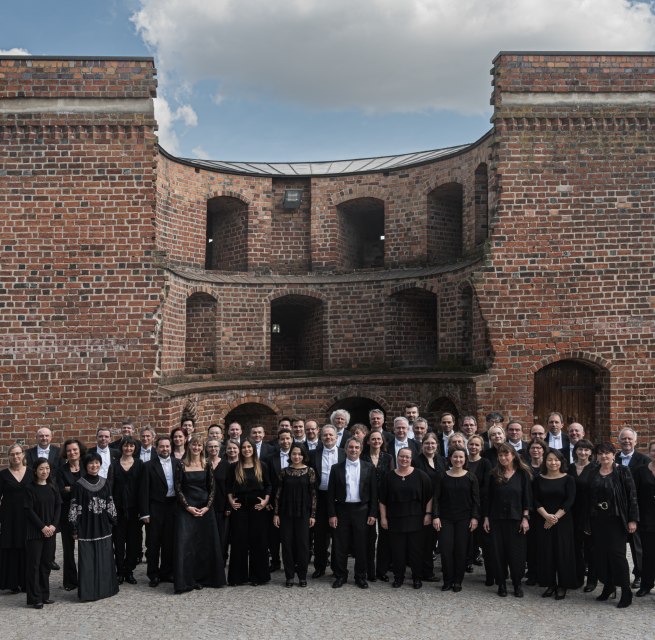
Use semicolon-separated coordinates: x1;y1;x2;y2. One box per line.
170;426;188;461
0;443;31;593
379;447;432;589
527;438;547;478
432;446;480;592
482;443;532;598
568;438;597;592
207;438;231;561
226;438;272;586
632;440;655;597
273;443;316;587
173;434;226;593
525;438;548;585
587;442;639;608
69;452;119;601
533;448;577;599
413;432;446;583
25;458;61;608
57;438;86;591
482;425;506;468
111;436;144;585
466;434;493;583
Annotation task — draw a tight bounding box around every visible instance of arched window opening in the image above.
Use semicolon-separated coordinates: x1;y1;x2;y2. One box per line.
325;397;385;428
185;292;217;374
224;403;278;438
427;182;463;263
474;163;489;246
205;196;248;271
336;197;384;270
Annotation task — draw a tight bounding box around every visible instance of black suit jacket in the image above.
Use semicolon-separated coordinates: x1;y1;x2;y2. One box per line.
26;445;62;471
389;438;420;467
139;455;180;518
615;450;650;470
335;429;351;449
257;441;276;461
327;459;378;519
309;444;346;490
546;433;570;450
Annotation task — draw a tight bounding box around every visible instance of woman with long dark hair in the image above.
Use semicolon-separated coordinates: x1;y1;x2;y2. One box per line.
273;443;316;587
24;458;61;609
482;444;532;598
57;438;86;591
587;442;639;608
226;438;271;586
170;427;188;461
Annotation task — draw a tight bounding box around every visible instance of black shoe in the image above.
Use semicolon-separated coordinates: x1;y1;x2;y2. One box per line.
299;580;307;588
514;585;524;598
465;565;474;573
125;573;137;585
194;584;203;590
392;578;404;588
50;561;60;571
43;599;54;605
485;577;495;587
63;584;77;591
525;578;537;586
117;575;124;585
355;578;369;589
617;588;633;608
312;569;325;579
555;587;567;600
596;586;616;601
413;579;422;589
423;574;441;583
584;579;597;592
368;575;377;582
332;577;346;589
636;587;652;597
442;583;453;591
376;573;390;582
33;603;43;609
148;578;160;588
542;587;556;598
631;577;641;589
452;583;462;593
285;580;294;588
498;584;507;597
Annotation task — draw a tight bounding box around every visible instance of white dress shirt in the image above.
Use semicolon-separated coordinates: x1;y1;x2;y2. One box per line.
97;446;111;478
620;452;633;467
280;450;290;470
345;459;361;503
140;447;153;463
320;446;338;491
37;447;51;459
160;455;175;497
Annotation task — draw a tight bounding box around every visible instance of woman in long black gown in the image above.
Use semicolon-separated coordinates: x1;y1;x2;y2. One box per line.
633;441;655;597
379;447;432;589
226;438;272;586
273;443;316;587
69;452;118;602
0;443;31;593
361;430;393;582
207;438;230;561
533;448;577;599
57;438;86;591
173;435;226;593
111;436;144;585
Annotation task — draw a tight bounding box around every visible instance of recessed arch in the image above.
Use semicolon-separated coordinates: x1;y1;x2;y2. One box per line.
325;396;386;428
474;163;489;246
336;197;385;270
205;195;248;271
427;396;461;429
224;402;279;438
427;182;463;263
185;292;217;374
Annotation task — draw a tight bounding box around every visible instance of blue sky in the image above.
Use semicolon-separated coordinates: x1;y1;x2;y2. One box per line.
2;1;655;162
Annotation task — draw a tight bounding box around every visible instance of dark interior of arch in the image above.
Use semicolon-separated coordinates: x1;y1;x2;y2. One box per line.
224;402;278;438
205;196;248;271
325;397;385;428
336;197;384;270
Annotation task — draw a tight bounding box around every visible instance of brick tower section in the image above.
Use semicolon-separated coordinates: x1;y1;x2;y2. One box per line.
482;53;655;436
0;57;163;447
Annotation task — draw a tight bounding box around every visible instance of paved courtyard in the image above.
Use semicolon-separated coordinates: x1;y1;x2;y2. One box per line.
2;541;651;640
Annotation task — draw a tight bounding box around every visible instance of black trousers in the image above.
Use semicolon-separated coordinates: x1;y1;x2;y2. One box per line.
489;519;526;587
113;509;141;575
367;522;391;577
628;530;643;578
421;524;438;578
25;537;55;605
60;513;78;588
591;516;631;589
146;498;176;581
313;491;332;572
228;506;270;584
440;518;470;585
269;509;281;567
280;514;310;580
331;503;368;580
388;529;423;580
573;526;596;587
640;530;655;591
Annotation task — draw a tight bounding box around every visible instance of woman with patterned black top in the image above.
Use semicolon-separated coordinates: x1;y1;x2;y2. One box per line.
173;435;226;594
273;443;317;587
69;452;118;602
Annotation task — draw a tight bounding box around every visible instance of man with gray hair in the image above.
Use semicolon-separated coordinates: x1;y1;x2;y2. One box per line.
390;417;419;466
330;409;351;448
369;408;393;446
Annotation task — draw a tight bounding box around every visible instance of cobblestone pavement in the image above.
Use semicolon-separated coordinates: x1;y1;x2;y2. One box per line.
2;541;651;640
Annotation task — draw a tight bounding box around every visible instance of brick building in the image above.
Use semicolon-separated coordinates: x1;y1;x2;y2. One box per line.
1;52;653;448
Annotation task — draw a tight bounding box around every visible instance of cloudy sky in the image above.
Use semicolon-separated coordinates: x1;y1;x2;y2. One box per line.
2;0;655;161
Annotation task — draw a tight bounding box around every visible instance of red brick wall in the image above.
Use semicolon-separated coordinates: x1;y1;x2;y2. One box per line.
185;292;216;373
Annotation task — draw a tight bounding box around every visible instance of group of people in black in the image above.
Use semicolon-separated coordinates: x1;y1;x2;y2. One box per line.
1;406;654;611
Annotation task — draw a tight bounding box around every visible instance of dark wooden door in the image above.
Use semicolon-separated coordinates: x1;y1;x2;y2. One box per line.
534;361;597;439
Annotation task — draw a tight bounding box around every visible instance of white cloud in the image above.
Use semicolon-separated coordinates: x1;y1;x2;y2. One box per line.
153;96;198;154
0;48;30;55
191;145;210;159
132;0;655;115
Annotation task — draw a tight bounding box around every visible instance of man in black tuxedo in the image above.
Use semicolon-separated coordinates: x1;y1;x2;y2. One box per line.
437;413;457;457
328;438;377;589
303;420;321;451
369;409;394;446
545;412;570;450
26;427;62;471
309;425;346;578
250;425;275;461
267;427;293;571
506;421;530;460
88;427;120;480
561;422;585;464
389;417;420;466
616;427;650;587
140;436;179;587
110;419;142;457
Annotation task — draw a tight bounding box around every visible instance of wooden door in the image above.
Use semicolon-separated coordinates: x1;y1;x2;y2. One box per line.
534;361;597;439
